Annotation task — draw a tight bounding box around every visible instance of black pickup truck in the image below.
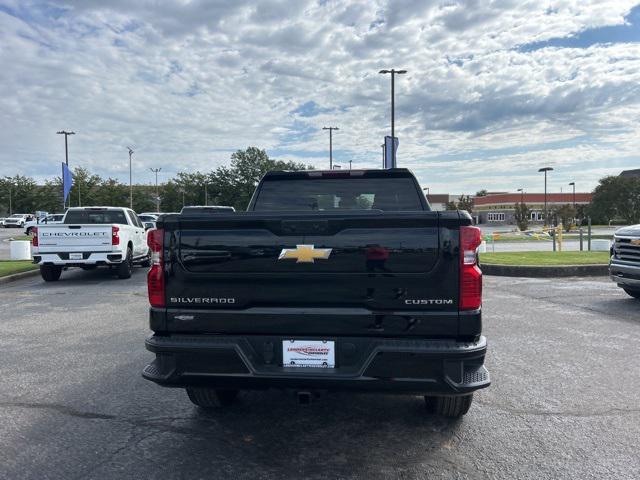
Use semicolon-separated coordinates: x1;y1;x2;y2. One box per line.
143;169;489;417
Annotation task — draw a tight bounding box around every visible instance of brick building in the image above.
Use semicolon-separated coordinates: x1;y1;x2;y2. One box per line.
473;192;592;225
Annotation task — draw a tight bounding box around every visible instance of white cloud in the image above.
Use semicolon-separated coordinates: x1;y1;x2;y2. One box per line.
0;0;639;195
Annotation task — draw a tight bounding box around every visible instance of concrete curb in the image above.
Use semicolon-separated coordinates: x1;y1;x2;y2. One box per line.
482;263;609;278
0;268;40;285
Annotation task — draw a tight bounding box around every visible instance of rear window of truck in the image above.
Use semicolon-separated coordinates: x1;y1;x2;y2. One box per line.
253;177;425;211
64;210;128;225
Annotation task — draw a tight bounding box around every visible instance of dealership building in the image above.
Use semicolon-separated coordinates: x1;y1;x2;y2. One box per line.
473;192;593;225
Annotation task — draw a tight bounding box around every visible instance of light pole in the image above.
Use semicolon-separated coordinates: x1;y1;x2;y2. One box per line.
568;182;576;208
57;130;75;208
517;188;524;204
423;187;430;195
380;143;385;168
8;184;12;216
204;182;208;206
322;127;339;170
379;68;407;168
538;167;553;226
149;168;161;213
127;147;134;209
349;160;352;171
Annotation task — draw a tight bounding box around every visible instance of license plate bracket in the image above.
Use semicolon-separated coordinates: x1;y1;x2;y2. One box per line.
282;340;335;368
69;253;83;260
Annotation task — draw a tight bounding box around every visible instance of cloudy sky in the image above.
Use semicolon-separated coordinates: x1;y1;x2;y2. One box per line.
1;0;640;194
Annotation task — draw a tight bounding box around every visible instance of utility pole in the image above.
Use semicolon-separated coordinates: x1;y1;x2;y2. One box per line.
517;188;524;204
381;143;385;168
379;69;407;168
569;182;576;208
149;168;161;213
538;167;553;226
322;127;339;170
127;147;134;209
57;130;75;208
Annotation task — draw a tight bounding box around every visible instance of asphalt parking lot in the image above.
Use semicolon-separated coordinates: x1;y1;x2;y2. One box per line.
1;268;638;479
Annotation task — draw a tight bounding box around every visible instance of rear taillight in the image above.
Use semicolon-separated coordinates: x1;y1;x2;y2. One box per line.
112;226;120;246
460;226;482;310
147;228;165;307
32;227;38;247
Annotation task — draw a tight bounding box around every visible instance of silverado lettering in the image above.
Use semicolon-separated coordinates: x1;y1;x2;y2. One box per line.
143;169;490;418
170;297;236;304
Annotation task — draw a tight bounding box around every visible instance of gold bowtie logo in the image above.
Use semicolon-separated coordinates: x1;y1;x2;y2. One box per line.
278;245;332;263
631;239;640;246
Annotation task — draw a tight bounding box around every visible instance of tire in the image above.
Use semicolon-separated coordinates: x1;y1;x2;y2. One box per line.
26;227;33;235
623;288;640;299
40;265;62;282
116;248;133;279
424;394;473;418
139;250;151;268
186;388;239;408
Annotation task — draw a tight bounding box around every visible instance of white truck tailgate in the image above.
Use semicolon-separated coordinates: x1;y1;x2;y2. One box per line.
37;225;113;252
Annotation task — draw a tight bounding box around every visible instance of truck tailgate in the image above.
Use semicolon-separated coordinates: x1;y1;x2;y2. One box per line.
159;212;466;337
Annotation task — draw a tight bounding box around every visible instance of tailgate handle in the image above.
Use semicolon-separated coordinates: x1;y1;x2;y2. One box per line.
281;220;329;234
67;225;81;229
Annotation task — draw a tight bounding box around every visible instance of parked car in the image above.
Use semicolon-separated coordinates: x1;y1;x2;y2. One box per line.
32;207;150;282
24;213;64;235
139;213;159;223
610;224;640;299
143;169;489;418
3;214;34;228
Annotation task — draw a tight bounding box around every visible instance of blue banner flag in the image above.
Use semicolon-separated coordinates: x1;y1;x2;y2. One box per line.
62;163;73;203
384;136;399;169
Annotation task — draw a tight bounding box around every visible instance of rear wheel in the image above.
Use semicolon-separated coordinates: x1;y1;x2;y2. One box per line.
623;288;640;299
40;265;62;282
26;227;33;235
139;250;151;268
424;394;473;418
186;388;239;409
116;248;133;279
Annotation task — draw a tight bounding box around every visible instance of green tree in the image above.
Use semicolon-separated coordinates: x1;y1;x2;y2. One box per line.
555;204;576;231
475;189;488;197
514;202;530;231
457;195;474;214
589;176;640;224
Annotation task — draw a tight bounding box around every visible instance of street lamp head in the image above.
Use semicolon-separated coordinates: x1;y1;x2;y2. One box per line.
322;126;339;131
379;69;391;74
517;188;523;192
538;167;553;172
396;70;408;74
56;131;75;135
568;182;575;186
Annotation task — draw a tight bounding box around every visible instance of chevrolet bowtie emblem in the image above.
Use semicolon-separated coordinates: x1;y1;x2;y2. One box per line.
278;245;332;263
632;239;640;246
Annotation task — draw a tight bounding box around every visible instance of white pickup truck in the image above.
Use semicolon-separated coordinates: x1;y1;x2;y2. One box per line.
32;207;150;281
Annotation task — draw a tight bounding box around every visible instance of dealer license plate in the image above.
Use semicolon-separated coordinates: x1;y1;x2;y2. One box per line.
282;340;335;368
69;253;83;260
